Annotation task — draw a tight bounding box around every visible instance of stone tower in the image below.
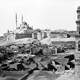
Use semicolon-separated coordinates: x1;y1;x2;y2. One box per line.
75;6;80;79
75;6;80;54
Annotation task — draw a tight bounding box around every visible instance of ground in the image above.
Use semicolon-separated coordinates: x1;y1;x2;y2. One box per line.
0;70;78;80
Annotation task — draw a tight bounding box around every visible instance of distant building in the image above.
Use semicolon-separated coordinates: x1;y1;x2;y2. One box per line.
68;31;77;38
0;36;6;42
42;30;50;39
49;31;67;38
15;21;33;39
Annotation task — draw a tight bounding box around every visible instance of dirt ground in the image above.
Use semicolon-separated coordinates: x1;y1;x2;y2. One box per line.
0;70;78;80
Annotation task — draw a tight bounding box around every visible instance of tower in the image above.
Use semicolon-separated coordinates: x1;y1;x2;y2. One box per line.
21;14;23;24
76;6;80;34
76;7;80;51
15;13;17;27
75;6;80;79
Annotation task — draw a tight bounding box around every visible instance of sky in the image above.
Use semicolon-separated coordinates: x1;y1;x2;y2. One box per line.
0;0;80;36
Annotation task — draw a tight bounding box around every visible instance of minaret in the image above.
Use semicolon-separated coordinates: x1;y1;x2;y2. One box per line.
15;13;17;27
21;14;23;24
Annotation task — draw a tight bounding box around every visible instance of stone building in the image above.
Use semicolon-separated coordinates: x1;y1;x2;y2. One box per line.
49;31;68;38
32;29;42;40
75;6;80;58
75;6;80;78
41;30;50;39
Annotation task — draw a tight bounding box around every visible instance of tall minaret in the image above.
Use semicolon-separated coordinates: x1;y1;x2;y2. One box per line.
15;13;17;27
76;7;80;34
21;14;23;24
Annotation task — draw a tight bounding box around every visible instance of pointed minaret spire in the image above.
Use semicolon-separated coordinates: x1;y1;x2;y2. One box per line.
15;13;17;27
21;14;23;24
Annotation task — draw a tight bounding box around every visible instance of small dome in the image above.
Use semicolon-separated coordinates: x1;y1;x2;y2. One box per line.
23;21;27;25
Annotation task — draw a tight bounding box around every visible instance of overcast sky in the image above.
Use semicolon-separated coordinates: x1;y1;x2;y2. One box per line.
0;0;80;35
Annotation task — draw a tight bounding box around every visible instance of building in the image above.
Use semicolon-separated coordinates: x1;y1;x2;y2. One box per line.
68;31;77;38
15;21;33;39
0;36;6;42
32;29;42;40
75;6;80;52
75;6;80;78
41;29;50;39
49;31;68;38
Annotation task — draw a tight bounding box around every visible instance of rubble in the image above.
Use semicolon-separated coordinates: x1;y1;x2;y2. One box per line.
0;40;75;80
